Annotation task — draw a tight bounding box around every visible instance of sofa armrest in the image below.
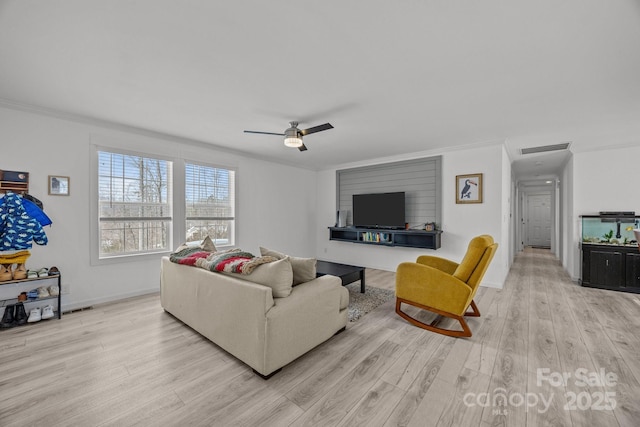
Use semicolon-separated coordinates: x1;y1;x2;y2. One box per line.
262;274;348;374
396;262;472;315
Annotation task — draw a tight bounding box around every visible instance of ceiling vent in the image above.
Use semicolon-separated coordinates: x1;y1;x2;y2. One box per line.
520;142;571;155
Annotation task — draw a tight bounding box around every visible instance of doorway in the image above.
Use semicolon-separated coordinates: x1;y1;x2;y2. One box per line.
525;193;552;248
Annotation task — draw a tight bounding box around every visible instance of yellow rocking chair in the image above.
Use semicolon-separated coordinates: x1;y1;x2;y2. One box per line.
395;235;498;337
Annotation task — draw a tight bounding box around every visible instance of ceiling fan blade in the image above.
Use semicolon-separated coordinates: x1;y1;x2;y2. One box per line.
244;130;285;136
298;143;308;152
300;123;333;136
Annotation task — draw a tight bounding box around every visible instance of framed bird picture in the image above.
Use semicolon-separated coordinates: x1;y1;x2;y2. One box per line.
456;173;483;204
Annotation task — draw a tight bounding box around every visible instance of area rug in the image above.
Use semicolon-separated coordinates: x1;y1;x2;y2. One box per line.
345;283;395;322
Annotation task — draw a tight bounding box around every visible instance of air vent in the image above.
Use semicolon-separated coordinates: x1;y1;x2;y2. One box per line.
521;142;571;155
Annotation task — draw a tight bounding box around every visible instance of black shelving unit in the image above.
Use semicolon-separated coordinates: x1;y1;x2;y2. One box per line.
0;273;62;322
328;227;441;249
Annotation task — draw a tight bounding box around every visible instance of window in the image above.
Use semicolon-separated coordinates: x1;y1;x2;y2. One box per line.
98;151;172;258
185;163;235;247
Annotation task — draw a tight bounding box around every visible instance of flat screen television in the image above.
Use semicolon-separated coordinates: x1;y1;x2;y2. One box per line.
352;192;405;229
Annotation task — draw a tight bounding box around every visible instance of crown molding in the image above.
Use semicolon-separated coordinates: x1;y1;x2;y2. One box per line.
0;98;318;172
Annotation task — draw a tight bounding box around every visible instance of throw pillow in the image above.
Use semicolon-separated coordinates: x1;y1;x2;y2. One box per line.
174;235;217;253
259;246;317;285
230;256;294;298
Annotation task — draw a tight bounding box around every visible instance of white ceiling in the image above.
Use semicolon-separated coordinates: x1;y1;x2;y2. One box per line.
1;1;639;180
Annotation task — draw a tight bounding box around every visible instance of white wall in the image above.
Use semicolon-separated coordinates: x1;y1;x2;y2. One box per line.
316;144;509;288
501;145;514;269
0;105;317;310
1;103;516;312
567;144;640;280
561;155;574;275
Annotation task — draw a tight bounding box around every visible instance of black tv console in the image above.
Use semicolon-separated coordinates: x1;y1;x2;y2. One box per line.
328;227;441;250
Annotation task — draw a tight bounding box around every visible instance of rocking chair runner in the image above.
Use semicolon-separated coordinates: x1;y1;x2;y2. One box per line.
395;235;498;337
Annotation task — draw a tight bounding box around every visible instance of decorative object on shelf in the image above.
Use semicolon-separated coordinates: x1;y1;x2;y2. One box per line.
0;170;29;194
336;210;348;228
48;175;70;196
425;222;436;231
456;173;483;204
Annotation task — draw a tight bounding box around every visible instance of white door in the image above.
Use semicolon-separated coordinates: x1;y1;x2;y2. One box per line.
526;193;551;247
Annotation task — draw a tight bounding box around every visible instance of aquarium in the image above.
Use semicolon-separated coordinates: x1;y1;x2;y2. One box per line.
581;212;640;246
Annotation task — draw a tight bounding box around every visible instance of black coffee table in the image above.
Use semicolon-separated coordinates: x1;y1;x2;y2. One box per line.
316;260;366;293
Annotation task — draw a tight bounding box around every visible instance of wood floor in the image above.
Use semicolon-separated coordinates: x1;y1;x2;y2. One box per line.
1;248;640;426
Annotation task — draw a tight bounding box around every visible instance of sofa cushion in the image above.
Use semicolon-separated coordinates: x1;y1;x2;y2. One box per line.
259;247;317;285
229;256;294;298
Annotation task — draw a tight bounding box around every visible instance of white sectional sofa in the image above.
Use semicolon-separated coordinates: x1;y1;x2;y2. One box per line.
160;256;349;378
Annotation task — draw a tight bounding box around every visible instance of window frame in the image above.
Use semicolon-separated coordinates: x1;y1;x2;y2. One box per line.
184;160;237;248
90;145;238;265
91;146;174;264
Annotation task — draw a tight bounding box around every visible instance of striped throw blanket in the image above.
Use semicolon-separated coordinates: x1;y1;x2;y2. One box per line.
195;250;277;275
169;247;211;266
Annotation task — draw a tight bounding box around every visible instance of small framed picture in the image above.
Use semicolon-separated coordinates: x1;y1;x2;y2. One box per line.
48;175;70;196
456;173;482;204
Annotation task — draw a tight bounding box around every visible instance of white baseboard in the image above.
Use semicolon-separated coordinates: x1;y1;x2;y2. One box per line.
61;287;159;312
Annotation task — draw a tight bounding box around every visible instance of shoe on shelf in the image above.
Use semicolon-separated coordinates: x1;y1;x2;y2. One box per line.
13;263;27;280
41;305;55;320
36;268;49;277
18;292;27;302
0;264;13;281
37;287;49;298
1;304;16;328
27;307;41;323
48;285;60;297
14;303;28;325
27;270;39;279
27;289;39;299
48;266;60;276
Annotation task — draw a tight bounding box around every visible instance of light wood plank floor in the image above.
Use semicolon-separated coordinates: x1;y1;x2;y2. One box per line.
2;248;640;426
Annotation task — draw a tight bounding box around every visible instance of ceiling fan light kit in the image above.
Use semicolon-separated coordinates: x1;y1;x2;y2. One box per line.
244;121;333;152
283;123;303;148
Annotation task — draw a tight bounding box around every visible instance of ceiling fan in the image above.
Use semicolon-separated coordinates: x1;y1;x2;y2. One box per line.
244;121;333;151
